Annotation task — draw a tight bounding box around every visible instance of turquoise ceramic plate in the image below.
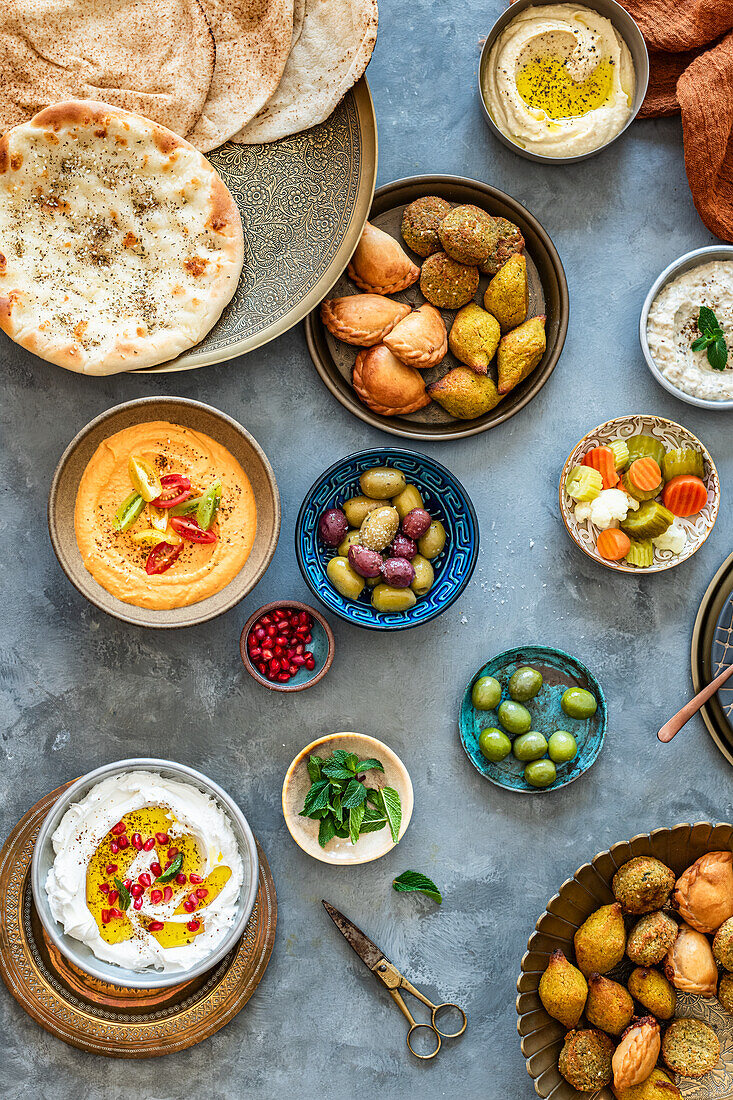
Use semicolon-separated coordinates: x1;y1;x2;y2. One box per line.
459;645;607;794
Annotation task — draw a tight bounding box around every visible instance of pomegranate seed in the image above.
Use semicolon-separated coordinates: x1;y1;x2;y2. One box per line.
254;626;266;640
187;919;201;932
131;833;143;850
117;835;129;849
138;872;152;887
163;886;173;902
295;644;304;655
189;873;203;884
101;909;111;924
163;859;172;870
111;821;126;836
155;833;169;844
187;892;197;905
270;658;280;673
304;633;312;643
150;889;163;904
305;656;316;670
99;883;110;895
273;645;283;657
108;890;119;905
150;861;162;877
260;614;272;624
292;655;306;667
105;863;118;874
124;879;132;889
143;837;156;851
266;624;277;637
195;888;208;899
257;661;268;675
183;900;196;913
249;646;262;659
130;883;144;897
275;635;288;647
277;672;291;682
167;847;179;860
133;897;143;910
148;920;164;932
273;609;286;620
261;648;273;661
110;841;119;854
109;907;123;919
176;872;187;884
289;664;298;675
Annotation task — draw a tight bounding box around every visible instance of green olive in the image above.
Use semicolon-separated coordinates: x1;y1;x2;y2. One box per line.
359;467;406;499
410;553;434;596
359;506;400;551
472;675;502;711
418;519;446;560
342;495;381;527
524;759;557;788
478;728;511;763
512;732;548;762
497;700;532;735
508;666;543;702
392;483;424;520
561;687;598;720
548;730;578;764
337;529;362;556
326;556;365;600
371;583;416;613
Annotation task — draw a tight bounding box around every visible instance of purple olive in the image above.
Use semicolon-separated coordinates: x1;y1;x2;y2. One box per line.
318;508;348;547
390;534;417;560
401;508;432;540
348;544;383;578
381;557;415;588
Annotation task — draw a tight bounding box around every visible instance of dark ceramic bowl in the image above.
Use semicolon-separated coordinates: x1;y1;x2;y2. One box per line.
295;448;479;630
459;645;606;793
48;397;280;628
240;600;335;692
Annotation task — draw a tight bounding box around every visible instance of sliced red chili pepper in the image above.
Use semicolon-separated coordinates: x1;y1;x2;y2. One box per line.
151;474;191;509
145;541;183;575
170;516;217;544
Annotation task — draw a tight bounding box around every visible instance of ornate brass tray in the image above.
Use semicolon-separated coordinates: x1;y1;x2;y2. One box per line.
0;782;277;1056
138;79;377;373
692;549;733;767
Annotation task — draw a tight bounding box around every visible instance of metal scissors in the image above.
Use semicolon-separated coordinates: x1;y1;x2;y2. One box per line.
323;900;467;1059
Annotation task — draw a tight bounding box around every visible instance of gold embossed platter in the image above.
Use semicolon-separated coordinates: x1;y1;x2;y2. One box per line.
137;79;377;373
692;550;733;767
0;782;277;1057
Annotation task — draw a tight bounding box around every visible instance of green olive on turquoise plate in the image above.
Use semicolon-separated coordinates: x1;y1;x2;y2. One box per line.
459;645;607;794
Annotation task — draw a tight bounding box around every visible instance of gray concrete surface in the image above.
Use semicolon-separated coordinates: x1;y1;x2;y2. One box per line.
2;2;731;1097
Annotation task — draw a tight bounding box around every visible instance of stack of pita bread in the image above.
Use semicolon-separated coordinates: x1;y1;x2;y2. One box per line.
0;0;378;153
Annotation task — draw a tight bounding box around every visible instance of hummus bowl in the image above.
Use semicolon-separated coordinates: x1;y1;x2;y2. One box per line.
640;245;733;410
478;0;648;164
49;397;280;628
31;759;259;990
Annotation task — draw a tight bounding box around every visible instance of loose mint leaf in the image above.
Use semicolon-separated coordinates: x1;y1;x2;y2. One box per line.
698;305;721;338
366;787;384;807
341;779;368;809
360;801;387;833
328;749;352;765
392;871;442;903
114;877;131;911
356;758;385;773
318;816;337;848
156;853;184;883
381;787;402;845
307;755;323;783
321;762;355;780
333;795;344;826
301;779;331;816
708;335;728;372
349;802;366;845
345;753;360;773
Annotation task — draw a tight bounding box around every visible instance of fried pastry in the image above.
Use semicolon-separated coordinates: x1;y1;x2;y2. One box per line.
347;222;420;295
383;304;447;368
612;1018;661;1092
320;295;410;347
352;344;431;416
673;850;733;933
663;922;718;994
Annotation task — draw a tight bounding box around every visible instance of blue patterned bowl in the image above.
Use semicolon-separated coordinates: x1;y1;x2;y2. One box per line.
295;449;479;630
459;645;606;793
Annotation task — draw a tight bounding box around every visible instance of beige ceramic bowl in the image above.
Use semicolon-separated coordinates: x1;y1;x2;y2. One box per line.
282;733;413;865
48;397;280;628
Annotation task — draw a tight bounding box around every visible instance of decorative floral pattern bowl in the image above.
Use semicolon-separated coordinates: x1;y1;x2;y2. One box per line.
559;414;720;574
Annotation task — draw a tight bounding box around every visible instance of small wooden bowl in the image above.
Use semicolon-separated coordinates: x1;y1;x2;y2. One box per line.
240;601;334;693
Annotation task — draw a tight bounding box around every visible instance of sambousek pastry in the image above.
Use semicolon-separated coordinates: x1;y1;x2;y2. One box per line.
320;294;410;346
347;222;419;295
352;344;431;416
383;304;447;368
0;101;244;374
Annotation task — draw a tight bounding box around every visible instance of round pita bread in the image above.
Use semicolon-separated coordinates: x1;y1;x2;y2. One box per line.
0;101;244;374
0;0;215;138
234;0;378;144
188;0;295;153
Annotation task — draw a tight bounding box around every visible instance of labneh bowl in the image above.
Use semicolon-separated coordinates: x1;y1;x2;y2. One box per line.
48;396;281;628
31;758;259;990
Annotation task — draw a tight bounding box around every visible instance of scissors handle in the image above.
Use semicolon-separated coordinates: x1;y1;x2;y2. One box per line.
406;1022;441;1060
431;1002;467;1039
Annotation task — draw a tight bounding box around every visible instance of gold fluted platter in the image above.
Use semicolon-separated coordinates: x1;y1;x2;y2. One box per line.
692;549;733;767
0;781;277;1057
137;79;377;373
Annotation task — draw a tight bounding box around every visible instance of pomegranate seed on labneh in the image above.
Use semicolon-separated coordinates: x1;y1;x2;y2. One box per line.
247;608;317;685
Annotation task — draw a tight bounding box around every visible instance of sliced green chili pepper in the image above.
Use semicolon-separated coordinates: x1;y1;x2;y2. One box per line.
113;491;145;532
196;480;222;530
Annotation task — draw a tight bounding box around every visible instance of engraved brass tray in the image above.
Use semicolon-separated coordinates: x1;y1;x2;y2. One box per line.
138;79;377;373
692;549;733;767
0;782;277;1056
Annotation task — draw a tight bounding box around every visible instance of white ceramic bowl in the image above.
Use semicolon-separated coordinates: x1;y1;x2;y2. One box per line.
640;245;733;410
282;733;413;865
31;759;259;989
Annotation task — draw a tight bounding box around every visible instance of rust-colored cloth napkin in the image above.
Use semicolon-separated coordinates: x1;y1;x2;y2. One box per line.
619;1;733;240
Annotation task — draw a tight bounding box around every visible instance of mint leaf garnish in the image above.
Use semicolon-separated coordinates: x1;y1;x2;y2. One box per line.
298;751;389;847
693;306;728;370
156;853;183;883
708;335;728;371
114;877;131;911
698;305;721;338
393;871;442;903
380;787;402;845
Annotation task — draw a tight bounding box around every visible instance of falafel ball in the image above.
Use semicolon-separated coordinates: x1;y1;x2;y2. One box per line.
479;215;525;276
612;857;675;914
627;911;679;966
420;252;479;310
719;972;733;1013
558;1028;614;1092
661;1017;720;1078
438;204;495;265
401;196;452;257
713;916;733;971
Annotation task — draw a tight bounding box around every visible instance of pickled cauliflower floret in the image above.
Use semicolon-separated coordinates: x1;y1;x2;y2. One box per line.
576;488;631;530
653;519;686;554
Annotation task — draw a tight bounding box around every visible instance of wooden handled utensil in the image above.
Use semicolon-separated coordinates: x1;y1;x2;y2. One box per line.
657;662;733;743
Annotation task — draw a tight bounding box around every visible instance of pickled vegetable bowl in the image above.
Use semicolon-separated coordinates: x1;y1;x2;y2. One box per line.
296;449;479;630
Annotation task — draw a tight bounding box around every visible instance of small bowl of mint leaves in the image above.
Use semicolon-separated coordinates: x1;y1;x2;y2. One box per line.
282;733;414;865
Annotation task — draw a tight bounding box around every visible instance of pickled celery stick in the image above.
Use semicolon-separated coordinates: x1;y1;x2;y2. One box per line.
609;439;630;470
625;538;654;568
128;455;162;502
620;500;673;540
566;466;602;502
662;448;704;482
113;492;145;532
626;434;666;468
